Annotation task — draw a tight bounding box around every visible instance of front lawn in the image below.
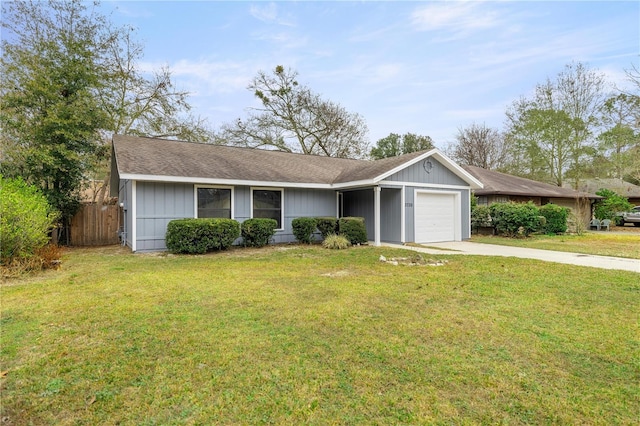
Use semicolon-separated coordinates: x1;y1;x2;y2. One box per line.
471;232;640;259
2;246;639;424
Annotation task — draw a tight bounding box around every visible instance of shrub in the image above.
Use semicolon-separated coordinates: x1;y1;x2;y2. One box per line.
594;189;633;221
1;176;59;264
489;202;540;237
322;234;351;250
292;217;317;244
1;244;64;278
470;205;491;233
338;217;368;244
241;218;278;247
316;217;338;239
539;203;569;234
166;218;240;254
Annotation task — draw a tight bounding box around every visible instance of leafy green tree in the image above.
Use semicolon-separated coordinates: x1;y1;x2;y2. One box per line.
370;133;434;159
596;93;640;180
1;0;110;237
1;0;212;238
593;189;633;221
220;65;369;159
505;62;606;187
508;108;585;186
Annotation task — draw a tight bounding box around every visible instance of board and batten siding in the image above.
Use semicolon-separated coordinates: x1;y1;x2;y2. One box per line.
130;182;337;251
135;181;194;251
279;187;336;243
380;188;402;243
385;157;468;186
342;189;375;240
384;157;471;243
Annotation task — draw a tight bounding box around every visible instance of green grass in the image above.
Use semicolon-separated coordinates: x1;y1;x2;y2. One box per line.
2;245;639;424
471;232;640;259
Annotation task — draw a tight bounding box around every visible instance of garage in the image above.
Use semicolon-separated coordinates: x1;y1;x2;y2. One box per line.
414;190;460;243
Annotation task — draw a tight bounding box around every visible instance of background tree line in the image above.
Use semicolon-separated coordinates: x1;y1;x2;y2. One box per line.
444;62;640;189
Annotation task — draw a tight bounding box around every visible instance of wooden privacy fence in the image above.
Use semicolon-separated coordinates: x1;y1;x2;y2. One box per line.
70;203;120;246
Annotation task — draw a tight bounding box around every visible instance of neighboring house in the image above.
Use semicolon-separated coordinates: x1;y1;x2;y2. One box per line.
564;178;640;206
110;135;483;252
462;165;600;225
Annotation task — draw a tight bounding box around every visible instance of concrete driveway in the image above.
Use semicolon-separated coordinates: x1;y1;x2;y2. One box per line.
382;241;640;273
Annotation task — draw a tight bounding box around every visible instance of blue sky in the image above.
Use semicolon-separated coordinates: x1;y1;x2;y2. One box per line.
106;1;639;149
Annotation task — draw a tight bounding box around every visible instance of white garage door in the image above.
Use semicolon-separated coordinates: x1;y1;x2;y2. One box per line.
415;191;458;243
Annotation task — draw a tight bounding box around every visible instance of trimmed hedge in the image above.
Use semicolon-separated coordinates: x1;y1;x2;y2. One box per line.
166;218;240;254
292;217;317;244
315;217;338;239
489;202;540;237
338;217;368;244
470;205;492;233
241;218;278;247
539;203;569;234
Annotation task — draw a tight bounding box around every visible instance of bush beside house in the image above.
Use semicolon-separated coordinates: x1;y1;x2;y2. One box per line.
166;218;240;254
241;218;278;247
315;217;338;239
338;217;368;244
474;201;570;237
292;217;317;244
539;204;570;234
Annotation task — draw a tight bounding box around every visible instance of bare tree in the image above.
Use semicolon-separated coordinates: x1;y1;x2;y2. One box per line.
450;123;508;170
99;26;213;142
220;66;370;159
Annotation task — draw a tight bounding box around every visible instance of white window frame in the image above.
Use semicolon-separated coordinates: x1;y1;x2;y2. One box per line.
194;185;234;219
250;187;284;231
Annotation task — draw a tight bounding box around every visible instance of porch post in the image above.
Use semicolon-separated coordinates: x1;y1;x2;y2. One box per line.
374;186;381;246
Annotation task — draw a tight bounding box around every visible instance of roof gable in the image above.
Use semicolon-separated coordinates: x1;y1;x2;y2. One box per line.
112;135;481;189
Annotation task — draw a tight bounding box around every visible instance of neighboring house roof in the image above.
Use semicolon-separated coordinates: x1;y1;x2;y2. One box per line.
463;165;598;199
112;135;483;189
566;178;640;199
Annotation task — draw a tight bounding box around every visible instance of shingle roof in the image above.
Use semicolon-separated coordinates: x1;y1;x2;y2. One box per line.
463;165;598;199
569;178;640;198
112;135;476;187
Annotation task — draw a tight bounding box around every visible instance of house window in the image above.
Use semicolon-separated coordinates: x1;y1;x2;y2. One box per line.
197;187;232;218
252;188;283;229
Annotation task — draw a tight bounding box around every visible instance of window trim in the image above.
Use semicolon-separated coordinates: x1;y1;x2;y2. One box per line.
194;185;234;219
250;187;284;231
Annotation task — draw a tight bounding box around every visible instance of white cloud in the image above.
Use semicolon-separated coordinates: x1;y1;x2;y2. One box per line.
249;2;296;27
410;1;502;35
138;59;255;96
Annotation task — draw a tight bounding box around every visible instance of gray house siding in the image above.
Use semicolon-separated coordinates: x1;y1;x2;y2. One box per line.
128;182;337;251
386;157;468;186
380;188;402;243
136;181;194;251
404;187;415;243
461;188;470;238
342;189;375;240
279;188;336;243
118;179;133;249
